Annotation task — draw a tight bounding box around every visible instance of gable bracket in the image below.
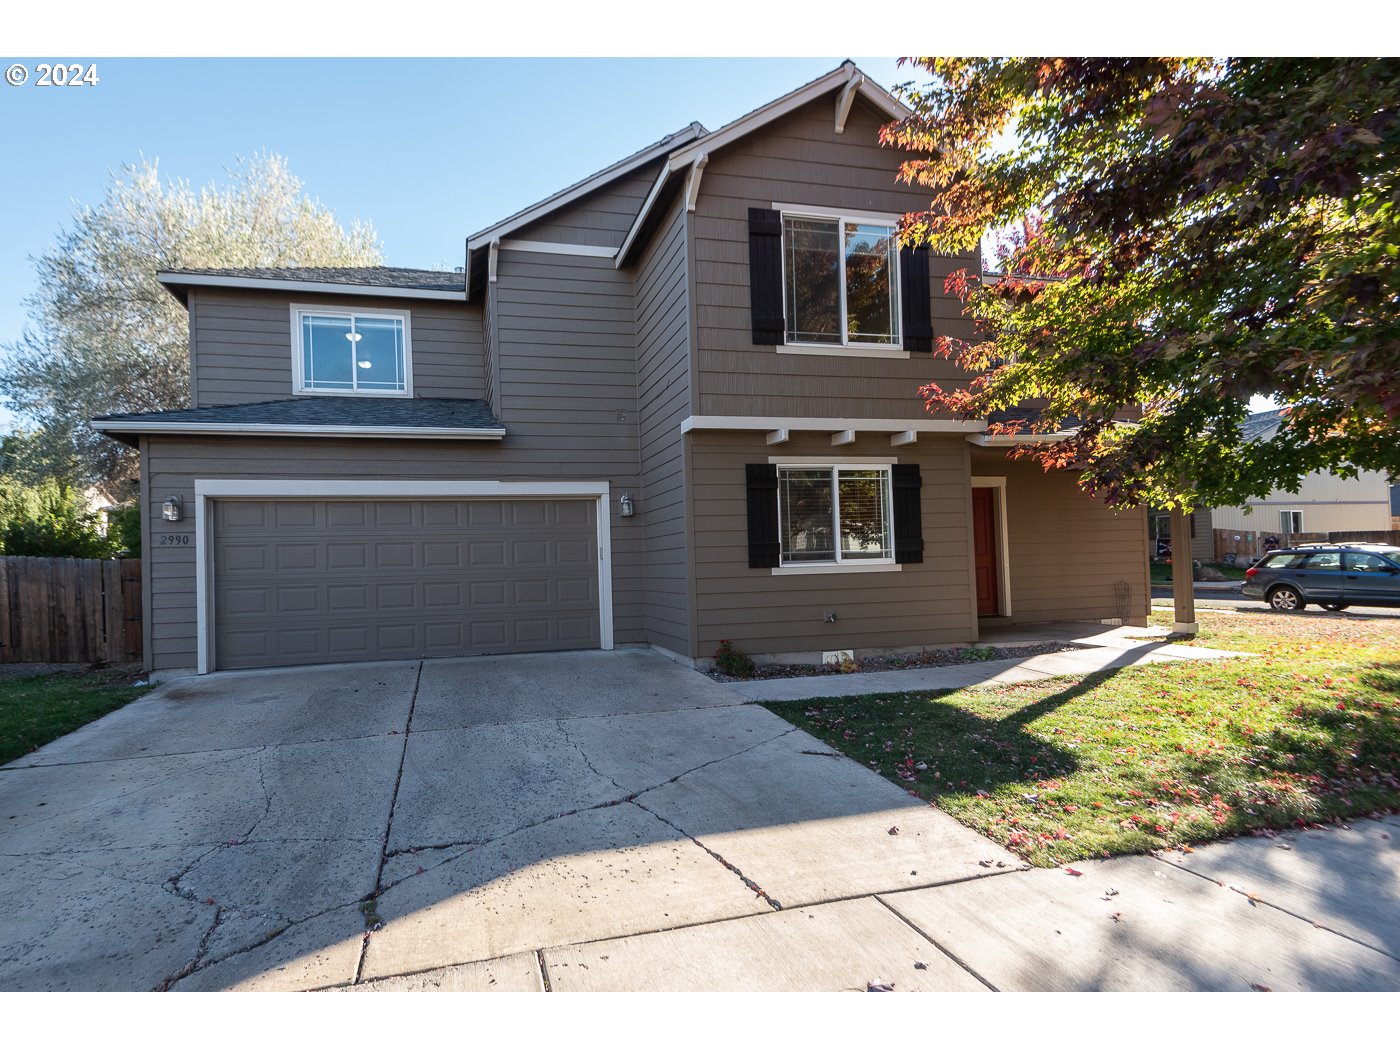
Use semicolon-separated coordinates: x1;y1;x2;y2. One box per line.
488;240;500;284
685;153;709;213
834;73;864;134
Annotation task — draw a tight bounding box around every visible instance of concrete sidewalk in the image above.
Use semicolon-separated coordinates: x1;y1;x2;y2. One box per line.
727;624;1250;703
346;815;1400;992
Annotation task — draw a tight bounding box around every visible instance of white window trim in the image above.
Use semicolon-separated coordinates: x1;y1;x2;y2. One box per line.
772;562;902;577
291;303;414;398
774;204;903;353
192;479;613;675
1280;510;1304;532
775;463;896;571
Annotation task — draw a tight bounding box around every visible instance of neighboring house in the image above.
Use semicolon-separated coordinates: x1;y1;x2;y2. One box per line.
91;63;1150;676
1154;409;1394;564
1392;483;1400;530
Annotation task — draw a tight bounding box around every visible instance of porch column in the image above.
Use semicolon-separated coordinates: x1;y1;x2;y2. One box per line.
1171;507;1198;635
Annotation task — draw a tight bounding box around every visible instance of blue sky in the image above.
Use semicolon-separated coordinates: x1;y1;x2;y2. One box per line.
0;57;914;431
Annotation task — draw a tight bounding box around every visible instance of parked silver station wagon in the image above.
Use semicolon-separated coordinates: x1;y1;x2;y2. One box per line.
1242;543;1400;611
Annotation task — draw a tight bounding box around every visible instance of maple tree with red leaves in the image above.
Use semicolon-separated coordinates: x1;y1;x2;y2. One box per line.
882;58;1399;508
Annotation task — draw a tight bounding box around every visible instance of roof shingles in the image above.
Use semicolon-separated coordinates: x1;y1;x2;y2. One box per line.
161;266;465;293
94;397;501;431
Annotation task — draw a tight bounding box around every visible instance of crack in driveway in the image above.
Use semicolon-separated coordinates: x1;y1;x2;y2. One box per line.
369;726;801;905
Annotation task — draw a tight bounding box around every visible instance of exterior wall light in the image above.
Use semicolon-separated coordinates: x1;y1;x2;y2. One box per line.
619;493;635;518
162;495;184;522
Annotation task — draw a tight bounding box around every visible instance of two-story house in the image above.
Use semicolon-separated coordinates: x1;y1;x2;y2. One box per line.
92;63;1150;676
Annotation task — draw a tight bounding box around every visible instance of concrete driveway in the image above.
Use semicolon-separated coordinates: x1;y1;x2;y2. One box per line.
6;648;1399;992
0;649;1017;991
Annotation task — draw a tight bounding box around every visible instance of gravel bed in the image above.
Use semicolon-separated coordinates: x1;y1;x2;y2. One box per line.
707;641;1086;683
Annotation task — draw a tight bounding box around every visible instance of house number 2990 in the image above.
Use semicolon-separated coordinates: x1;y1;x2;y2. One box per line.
158;534;192;546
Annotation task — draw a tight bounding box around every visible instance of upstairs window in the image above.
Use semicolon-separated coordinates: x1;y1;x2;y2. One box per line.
782;212;901;348
293;306;412;396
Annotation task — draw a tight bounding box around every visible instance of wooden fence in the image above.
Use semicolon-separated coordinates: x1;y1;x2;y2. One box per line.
0;556;142;664
1215;529;1400;564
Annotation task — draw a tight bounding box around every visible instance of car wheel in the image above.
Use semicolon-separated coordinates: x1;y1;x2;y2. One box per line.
1319;602;1350;612
1268;585;1306;612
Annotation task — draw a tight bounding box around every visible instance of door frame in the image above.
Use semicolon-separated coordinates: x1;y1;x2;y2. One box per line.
193;479;613;674
971;476;1011;616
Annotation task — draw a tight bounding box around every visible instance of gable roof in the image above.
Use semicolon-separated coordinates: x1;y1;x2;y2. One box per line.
464;122;707;255
616;62;911;267
158;266;465;305
1241;408;1286;442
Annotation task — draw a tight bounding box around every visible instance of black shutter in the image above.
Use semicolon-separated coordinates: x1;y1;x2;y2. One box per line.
900;245;933;353
748;208;785;344
892;464;924;564
746;463;781;568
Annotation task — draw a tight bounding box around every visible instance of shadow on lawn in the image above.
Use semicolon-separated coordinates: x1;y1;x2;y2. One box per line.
812;671;1116;797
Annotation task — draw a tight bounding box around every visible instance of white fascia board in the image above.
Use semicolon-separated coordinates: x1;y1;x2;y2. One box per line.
195;479;608;499
156;273;464;301
466;124;705;252
615;164;678;267
664;64;908;173
966;431;1076;446
91;420;505;441
682;416;987;435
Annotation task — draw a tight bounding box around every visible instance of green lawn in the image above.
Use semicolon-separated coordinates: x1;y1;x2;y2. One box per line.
763;609;1400;866
0;669;151;765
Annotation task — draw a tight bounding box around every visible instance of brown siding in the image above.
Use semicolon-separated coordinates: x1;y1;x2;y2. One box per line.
690;97;976;419
514;164;662;249
971;450;1150;626
633;195;692;656
492;250;641;641
688;431;976;662
189;288;485;406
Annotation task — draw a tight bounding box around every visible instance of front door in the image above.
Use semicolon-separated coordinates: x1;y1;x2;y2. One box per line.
973;487;1000;616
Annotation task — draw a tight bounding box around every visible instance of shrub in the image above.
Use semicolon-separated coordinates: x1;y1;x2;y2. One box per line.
713;639;757;678
0;479;121;558
957;645;998;662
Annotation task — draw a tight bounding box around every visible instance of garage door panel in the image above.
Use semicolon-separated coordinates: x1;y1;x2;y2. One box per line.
275;544;322;571
373;543;417;569
213;498;600;670
423;541;461;568
326;503;367;528
424;582;463;608
276;586;321;614
275;503;319;528
373;502;415;528
511;502;548;526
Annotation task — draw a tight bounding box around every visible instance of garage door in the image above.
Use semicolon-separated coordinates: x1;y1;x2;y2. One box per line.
212;498;599;670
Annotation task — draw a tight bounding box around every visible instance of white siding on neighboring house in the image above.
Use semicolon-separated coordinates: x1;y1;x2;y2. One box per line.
1210;468;1393;533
